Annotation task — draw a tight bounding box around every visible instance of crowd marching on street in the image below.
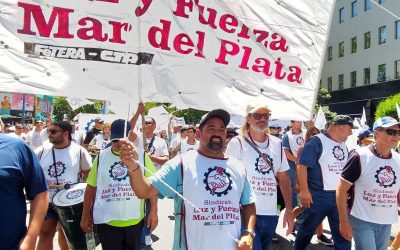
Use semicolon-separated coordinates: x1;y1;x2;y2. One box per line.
1;100;400;250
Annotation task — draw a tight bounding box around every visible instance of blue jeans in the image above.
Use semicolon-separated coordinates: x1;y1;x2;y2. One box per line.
294;191;351;250
350;215;391;250
253;215;279;250
288;162;298;207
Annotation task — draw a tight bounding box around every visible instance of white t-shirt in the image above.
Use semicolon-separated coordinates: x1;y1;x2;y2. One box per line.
286;130;305;158
35;143;92;201
179;139;200;153
169;136;183;150
226;135;289;215
27;130;44;150
91;134;110;150
72;130;85;146
135;133;169;170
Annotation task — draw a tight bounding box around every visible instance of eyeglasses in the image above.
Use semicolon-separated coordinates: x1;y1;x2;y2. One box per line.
250;113;271;120
145;122;153;125
380;128;400;136
47;128;63;135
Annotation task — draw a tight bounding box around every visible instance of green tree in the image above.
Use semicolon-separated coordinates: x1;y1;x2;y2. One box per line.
315;87;336;121
52;97;104;121
375;93;400;119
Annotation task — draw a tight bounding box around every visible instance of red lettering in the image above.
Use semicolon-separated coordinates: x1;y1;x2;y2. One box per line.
198;6;217;29
148;19;171;51
17;2;74;38
270;33;289;52
274;58;286;80
135;0;154;17
173;0;195;18
215;39;239;65
239;46;251;69
77;17;108;42
219;14;238;33
194;31;205;58
173;33;194;54
288;66;302;83
109;21;130;44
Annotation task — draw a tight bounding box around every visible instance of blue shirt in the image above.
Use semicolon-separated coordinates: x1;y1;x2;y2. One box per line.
297;135;324;193
0;135;47;249
282;134;296;169
149;153;255;250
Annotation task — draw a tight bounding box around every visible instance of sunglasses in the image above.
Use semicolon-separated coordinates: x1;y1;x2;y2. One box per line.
250;113;271;120
380;128;400;136
47;128;64;135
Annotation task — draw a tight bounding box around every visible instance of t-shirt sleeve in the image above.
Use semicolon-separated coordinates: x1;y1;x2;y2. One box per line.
282;134;290;150
240;176;256;205
80;147;92;171
340;150;361;184
225;137;242;160
161;139;169;156
277;143;290;172
19;143;48;200
298;137;322;169
148;158;180;199
86;156;98;187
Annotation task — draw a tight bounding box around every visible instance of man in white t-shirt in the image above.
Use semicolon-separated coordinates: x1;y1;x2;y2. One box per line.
171;125;198;157
337;116;400;250
226;101;294;250
120;109;256;250
27;120;46;150
35;121;92;250
88;123;111;155
282;120;305;208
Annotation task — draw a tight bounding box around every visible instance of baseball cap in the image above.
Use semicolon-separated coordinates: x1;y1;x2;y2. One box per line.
372;116;400;131
199;109;230;129
358;129;373;140
331;115;357;128
110;119;131;141
246;100;271;114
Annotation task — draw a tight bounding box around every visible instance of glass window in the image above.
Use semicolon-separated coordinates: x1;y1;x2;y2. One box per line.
364;67;370;85
351;71;357;87
339;74;344;90
395;61;400;79
378;64;386;82
364;32;371;49
339;7;345;23
352;1;357;17
396;20;400;39
379;26;387;44
328;46;333;61
328;77;332;91
351;37;357;53
365;0;371;11
379;0;385;4
339;42;344;57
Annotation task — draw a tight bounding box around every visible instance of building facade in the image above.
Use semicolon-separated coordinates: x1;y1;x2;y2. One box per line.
320;0;400;120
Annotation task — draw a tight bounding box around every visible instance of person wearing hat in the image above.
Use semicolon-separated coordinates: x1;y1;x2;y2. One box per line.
27;120;46;150
81;119;158;250
295;115;355;250
172;125;199;157
226;101;294;250
83;117;104;149
87;123;112;156
119;109;256;250
35;121;92;249
357;129;375;147
336;116;400;250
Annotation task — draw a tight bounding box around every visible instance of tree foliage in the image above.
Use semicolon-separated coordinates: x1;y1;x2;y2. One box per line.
52;96;104;121
315;87;336;121
375;93;400;119
144;102;207;125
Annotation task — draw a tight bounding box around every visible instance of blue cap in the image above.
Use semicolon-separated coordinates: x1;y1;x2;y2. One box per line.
372;116;400;131
358;129;372;140
110;119;131;141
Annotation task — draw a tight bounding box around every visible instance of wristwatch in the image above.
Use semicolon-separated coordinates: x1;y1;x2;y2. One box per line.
243;228;256;238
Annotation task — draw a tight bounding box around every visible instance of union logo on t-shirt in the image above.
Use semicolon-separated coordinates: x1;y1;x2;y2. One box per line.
47;161;66;178
109;161;129;181
203;166;232;196
296;137;304;146
332;145;345;161
375;166;397;188
255;153;274;175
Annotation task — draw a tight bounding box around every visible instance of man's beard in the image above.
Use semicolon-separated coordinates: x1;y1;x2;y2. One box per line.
207;136;224;152
50;136;63;145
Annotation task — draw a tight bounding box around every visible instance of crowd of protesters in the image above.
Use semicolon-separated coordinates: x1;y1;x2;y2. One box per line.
1;100;400;250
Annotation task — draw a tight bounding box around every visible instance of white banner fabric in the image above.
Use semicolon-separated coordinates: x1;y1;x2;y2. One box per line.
0;0;335;120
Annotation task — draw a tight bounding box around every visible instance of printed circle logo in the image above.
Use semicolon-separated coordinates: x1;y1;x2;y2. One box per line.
296;137;304;146
203;166;232;196
332;146;345;161
109;161;128;181
375;166;397;188
66;189;83;200
255;153;273;175
48;161;66;178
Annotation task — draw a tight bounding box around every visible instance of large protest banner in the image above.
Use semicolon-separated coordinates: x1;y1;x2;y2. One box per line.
0;0;335;120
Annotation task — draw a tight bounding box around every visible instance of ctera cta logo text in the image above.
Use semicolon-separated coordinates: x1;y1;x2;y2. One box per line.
24;43;154;65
